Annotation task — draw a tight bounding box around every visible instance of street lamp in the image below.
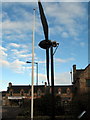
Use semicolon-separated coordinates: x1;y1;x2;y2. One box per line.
26;61;38;86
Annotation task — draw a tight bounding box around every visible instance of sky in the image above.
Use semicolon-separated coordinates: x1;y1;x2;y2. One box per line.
0;1;89;91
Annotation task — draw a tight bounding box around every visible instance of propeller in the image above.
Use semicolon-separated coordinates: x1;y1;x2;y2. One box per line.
38;0;50;86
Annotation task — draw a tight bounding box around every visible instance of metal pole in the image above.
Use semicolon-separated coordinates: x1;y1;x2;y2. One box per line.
31;9;35;120
51;46;55;120
70;71;72;83
36;63;38;86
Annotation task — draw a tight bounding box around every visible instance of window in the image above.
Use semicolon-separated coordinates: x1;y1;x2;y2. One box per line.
58;88;61;95
86;79;90;87
29;90;31;96
9;91;13;96
20;89;24;96
37;89;41;96
67;88;71;94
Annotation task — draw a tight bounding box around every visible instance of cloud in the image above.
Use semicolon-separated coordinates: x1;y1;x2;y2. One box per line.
80;42;85;47
2;2;87;41
0;46;7;52
0;59;10;66
9;42;30;50
0;43;37;73
38;72;72;85
0;58;30;73
0;46;9;67
9;48;34;60
61;32;69;38
55;57;75;63
9;43;21;48
0;46;7;59
2;6;41;35
2;20;32;32
38;73;47;84
11;49;37;59
44;2;87;38
55;72;72;85
38;60;45;64
11;49;27;54
19;54;32;58
10;59;26;73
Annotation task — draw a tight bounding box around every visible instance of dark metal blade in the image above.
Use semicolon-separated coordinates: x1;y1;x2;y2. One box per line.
38;1;48;40
46;48;50;85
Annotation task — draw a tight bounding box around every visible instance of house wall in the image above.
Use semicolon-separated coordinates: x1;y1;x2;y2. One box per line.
73;64;90;94
3;86;73;106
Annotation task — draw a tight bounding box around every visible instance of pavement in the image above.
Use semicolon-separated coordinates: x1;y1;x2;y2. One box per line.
1;106;22;120
0;106;2;120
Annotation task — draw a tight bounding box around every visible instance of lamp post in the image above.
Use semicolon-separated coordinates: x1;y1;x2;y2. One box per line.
26;61;38;86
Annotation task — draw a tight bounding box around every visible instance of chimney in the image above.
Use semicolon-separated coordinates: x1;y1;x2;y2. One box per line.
73;64;76;74
9;82;12;88
73;65;76;84
45;82;47;87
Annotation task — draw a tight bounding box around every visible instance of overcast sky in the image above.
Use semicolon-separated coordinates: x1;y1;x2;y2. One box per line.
0;1;89;90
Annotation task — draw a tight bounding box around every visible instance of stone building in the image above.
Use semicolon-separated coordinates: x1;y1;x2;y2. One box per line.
2;82;73;106
73;64;90;94
2;64;90;106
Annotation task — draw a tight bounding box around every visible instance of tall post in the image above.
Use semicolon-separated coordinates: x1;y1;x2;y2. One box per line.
51;46;55;120
36;63;38;85
31;9;35;120
70;70;72;83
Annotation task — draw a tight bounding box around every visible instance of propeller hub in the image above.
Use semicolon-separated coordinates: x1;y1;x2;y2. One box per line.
39;40;52;49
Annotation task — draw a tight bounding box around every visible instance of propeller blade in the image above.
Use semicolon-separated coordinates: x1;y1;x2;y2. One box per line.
46;48;50;85
38;1;48;40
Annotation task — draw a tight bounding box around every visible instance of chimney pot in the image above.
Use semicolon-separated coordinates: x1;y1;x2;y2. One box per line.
9;82;12;88
73;64;76;73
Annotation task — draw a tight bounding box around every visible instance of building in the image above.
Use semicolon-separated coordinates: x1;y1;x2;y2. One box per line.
2;82;73;106
2;64;90;106
73;64;90;94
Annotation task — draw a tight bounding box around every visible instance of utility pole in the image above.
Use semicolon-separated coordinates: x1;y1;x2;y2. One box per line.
31;8;35;120
51;46;55;120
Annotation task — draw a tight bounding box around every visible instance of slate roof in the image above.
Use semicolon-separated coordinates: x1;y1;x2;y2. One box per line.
2;91;7;96
7;85;73;94
7;85;45;93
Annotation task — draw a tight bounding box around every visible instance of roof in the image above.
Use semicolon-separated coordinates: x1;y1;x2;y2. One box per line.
7;85;45;93
2;91;7;96
7;85;73;94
